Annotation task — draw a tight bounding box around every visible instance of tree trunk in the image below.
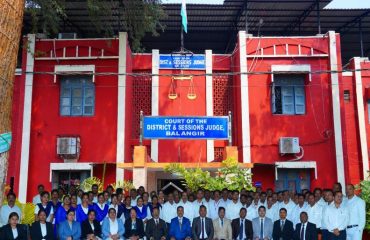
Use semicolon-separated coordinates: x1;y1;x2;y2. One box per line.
0;0;25;205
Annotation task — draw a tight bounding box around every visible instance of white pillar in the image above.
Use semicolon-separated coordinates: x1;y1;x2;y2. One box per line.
116;32;127;182
206;50;214;162
239;31;251;163
354;57;369;179
328;31;345;186
151;50;159;162
18;34;35;203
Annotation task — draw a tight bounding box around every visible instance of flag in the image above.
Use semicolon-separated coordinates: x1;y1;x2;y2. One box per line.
181;0;188;33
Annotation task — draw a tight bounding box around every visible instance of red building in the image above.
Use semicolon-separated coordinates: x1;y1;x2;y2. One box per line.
8;31;370;203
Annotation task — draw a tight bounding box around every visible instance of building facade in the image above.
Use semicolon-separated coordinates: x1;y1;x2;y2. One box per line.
7;31;370;202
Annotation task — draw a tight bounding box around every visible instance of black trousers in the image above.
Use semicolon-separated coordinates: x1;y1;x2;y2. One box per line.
328;230;346;240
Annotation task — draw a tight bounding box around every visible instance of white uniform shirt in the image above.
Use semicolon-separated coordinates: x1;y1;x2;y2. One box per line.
32;194;41;205
226;201;243;220
316;198;326;208
346;195;366;230
0;205;22;227
161;201;178;223
208;199;226;220
246;203;259;221
321;202;333;230
292;203;308;227
193;199;210;218
109;218;119;235
266;204;279;222
306;203;322;229
40;222;47;237
278;200;296;221
323;203;349;232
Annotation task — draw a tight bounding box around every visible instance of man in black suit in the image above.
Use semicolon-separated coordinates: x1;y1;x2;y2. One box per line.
231;207;253;240
192;205;214;240
272;208;294;240
293;212;317;240
146;207;168;240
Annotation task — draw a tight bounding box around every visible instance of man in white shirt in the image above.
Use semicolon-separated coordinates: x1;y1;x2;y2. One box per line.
278;190;296;221
193;190;210;218
178;192;195;223
323;191;349;240
32;184;44;205
226;190;243;220
0;192;22;227
265;196;278;222
291;194;308;228
321;190;334;240
130;189;139;207
305;193;322;230
345;184;366;240
161;193;178;224
220;188;230;206
208;190;226;220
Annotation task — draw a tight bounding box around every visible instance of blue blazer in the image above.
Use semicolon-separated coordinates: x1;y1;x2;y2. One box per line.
169;217;192;240
57;220;81;240
102;217;125;239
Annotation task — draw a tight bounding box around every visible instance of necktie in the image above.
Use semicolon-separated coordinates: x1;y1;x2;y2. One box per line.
300;224;305;240
179;219;182;231
239;219;244;240
221;219;223;227
281;220;284;231
155;219;158;226
201;218;205;239
260;219;264;239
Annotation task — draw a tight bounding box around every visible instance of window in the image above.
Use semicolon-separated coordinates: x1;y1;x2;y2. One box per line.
343;90;350;102
272;74;306;115
60;76;95;116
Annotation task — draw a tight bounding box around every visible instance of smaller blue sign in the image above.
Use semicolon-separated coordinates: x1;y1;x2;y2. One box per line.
143;116;228;140
0;132;12;154
159;54;206;70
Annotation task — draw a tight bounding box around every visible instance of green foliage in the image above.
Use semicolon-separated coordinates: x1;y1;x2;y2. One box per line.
25;0;166;52
357;175;370;232
164;158;255;192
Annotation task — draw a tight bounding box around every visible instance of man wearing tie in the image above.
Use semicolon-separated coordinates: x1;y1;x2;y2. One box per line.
192;205;214;240
146;207;168;240
252;206;273;240
169;206;192;240
272;208;294;240
213;207;232;240
231;208;253;240
293;212;317;240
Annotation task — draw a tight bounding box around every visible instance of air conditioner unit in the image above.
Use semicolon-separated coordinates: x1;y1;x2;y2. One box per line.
57;137;80;159
58;33;77;39
279;137;300;154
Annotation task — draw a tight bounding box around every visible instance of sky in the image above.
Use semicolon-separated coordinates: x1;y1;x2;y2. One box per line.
163;0;370;9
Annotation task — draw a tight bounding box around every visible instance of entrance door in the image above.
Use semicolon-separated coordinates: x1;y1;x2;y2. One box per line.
52;170;91;193
275;169;310;193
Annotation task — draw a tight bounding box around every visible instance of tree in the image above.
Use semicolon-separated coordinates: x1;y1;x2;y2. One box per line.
0;0;25;205
0;0;165;205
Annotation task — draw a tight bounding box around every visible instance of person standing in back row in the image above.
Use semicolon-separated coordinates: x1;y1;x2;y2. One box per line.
345;184;365;240
323;192;349;240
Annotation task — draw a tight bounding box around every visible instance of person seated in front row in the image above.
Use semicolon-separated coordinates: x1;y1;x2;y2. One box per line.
231;207;253;240
272;208;294;240
30;209;54;240
0;212;28;240
145;206;168;240
169;206;192;240
58;209;81;240
81;209;102;240
102;208;125;240
124;208;145;240
192;205;214;240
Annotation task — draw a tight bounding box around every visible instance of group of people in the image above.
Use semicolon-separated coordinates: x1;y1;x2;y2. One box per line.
0;182;365;240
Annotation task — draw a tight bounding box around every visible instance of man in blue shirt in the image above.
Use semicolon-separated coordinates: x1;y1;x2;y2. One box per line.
169;206;192;240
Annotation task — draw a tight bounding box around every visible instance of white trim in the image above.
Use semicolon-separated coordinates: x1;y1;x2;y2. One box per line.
239;31;251;164
54;65;95;83
18;34;35;203
206;50;214;162
116;32;127;182
275;161;317;180
328;31;346;187
36;56;118;61
271;64;312;82
49;163;93;182
151;50;160;162
38;38;117;41
246;54;328;58
15;68;22;76
342;72;353;77
354;57;370;179
248;36;326;39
